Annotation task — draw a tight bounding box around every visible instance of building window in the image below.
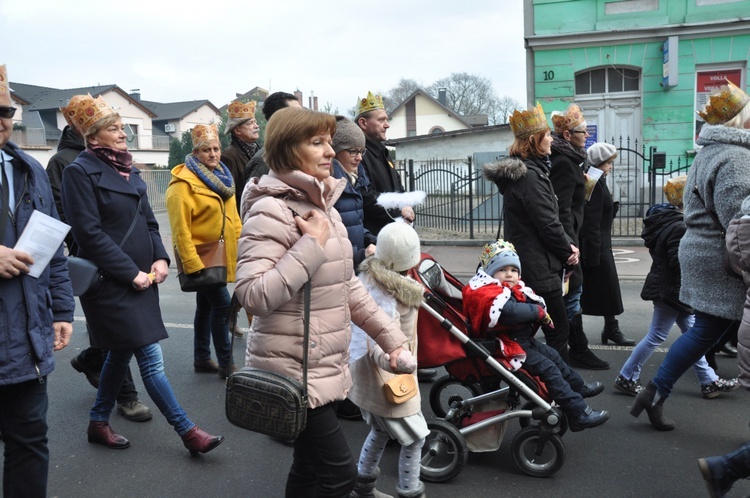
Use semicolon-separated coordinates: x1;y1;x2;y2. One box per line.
429;126;445;135
575;67;640;95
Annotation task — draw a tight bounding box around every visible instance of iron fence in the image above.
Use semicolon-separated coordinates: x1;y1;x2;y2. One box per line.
140;170;171;212
397;139;694;240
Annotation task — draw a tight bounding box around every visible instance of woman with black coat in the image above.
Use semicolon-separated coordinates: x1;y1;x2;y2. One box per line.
483;103;578;359
61;94;223;455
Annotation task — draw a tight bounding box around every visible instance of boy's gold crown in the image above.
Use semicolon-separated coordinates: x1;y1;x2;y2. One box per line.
60;94;116;136
191;123;220;148
355;91;384;117
227;100;257;120
479;239;517;269
697;80;750;125
509;102;549;140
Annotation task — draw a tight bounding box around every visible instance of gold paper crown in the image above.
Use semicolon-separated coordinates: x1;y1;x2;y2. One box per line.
509;102;549;140
60;94;116;136
551;103;585;134
355;91;384;117
191;124;220;148
0;64;9;104
227;100;257;120
479;239;517;270
663;175;687;207
697;80;750;125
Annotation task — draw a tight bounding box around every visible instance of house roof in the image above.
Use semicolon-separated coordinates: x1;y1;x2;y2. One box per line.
10;82;156;117
141;99;219;121
388;89;476;128
385;123;510;146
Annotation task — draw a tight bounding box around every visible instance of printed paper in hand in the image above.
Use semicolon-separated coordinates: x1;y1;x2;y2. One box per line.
14;210;71;278
584;167;604;201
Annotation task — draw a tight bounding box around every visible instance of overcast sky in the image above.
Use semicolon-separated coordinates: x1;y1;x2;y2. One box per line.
4;0;526;116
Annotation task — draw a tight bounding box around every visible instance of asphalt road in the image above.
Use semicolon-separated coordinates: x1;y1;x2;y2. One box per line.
23;266;750;497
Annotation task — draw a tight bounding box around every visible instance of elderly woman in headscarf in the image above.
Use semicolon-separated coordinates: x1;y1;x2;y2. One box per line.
61;95;223;454
166;124;242;379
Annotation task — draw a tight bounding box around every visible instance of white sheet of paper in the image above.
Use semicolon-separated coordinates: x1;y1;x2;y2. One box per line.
14;210;71;278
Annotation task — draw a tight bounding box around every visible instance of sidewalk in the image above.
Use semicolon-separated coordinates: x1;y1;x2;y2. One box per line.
154;211;649;282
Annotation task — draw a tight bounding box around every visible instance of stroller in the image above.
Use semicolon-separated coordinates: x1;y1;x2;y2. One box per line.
407;254;567;481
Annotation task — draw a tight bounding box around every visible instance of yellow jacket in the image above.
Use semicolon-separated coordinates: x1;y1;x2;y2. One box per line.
166;163;242;282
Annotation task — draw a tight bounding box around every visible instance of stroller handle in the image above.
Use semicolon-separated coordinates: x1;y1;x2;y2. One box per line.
420;295;553;412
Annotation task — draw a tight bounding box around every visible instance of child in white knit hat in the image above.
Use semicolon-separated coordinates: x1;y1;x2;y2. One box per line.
348;221;428;498
462;239;610;432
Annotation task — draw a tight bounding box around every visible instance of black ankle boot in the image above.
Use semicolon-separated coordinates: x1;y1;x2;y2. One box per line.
568;314;610;370
629;381;675;431
601;320;635;346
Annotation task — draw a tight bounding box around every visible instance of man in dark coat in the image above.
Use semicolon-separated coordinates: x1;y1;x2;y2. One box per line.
246;92;301;185
222;99;260;214
549;104;613;370
50;110;151;423
46;124;84;240
0;63;75;497
355;91;414;236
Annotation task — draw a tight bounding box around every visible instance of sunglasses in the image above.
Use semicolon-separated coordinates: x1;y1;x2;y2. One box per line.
0;106;17;119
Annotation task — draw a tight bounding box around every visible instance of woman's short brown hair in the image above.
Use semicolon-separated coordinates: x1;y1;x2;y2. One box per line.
264;107;336;174
508;128;550;160
84;113;122;143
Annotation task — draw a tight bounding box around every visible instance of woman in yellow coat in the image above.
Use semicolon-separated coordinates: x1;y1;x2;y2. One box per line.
166;124;242;379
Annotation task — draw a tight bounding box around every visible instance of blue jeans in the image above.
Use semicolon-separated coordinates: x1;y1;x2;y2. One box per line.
652;311;734;398
620;301;717;385
286;403;357;498
91;343;194;437
564;284;583;321
0;379;48;498
194;285;232;367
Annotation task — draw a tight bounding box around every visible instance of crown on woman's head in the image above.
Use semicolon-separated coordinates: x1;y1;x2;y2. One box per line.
509;102;549;140
227;100;257;120
191;123;220;148
551;103;585;134
0;64;9;102
697;80;750;125
355;91;384;117
60;94;116;136
479;239;517;269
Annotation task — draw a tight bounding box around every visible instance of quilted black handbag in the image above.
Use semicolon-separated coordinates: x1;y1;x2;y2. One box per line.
225;281;310;440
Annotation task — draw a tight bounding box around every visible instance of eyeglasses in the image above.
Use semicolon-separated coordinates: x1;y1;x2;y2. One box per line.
345;148;367;157
572;130;588;135
0;106;17;119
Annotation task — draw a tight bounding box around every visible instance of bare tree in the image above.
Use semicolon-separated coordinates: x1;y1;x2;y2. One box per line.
494;96;523;125
384;78;422;114
428;72;500;121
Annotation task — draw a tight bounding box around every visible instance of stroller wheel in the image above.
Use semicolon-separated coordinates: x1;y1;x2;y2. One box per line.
420;419;468;483
511;426;566;477
430;375;482;418
518;402;568;436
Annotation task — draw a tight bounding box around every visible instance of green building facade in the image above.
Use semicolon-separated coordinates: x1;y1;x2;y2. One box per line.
525;0;750;171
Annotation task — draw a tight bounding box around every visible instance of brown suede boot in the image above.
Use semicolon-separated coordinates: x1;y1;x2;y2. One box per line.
351;468;393;498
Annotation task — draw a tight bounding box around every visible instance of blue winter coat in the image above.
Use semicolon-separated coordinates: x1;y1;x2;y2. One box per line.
0;142;74;386
332;159;377;269
61;150;170;350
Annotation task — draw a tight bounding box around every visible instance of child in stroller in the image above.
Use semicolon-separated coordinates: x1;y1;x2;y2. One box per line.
462;239;609;432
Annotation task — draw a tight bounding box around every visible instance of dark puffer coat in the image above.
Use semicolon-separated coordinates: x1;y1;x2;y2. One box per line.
331;159;377;269
640;204;692;314
483;156;573;294
46;125;85;226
